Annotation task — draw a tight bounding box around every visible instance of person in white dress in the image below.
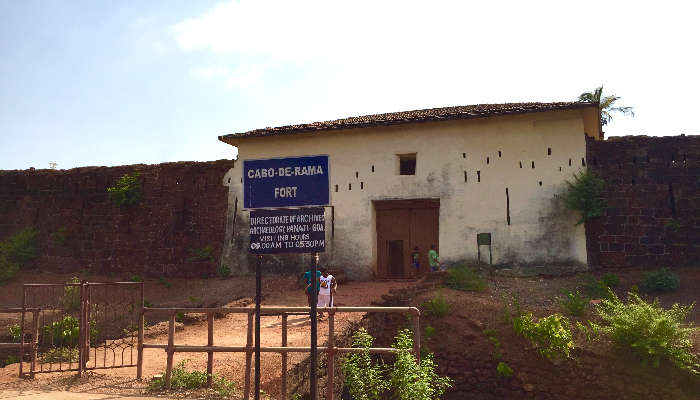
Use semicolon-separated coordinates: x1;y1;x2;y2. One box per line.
317;268;337;319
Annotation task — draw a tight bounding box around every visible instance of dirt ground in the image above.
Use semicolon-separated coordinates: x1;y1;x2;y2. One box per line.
0;271;414;399
1;267;699;399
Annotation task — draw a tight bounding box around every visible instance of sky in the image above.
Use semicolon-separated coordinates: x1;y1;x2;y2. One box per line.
1;0;699;170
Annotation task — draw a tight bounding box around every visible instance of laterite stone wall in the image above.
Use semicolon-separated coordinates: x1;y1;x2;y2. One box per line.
586;135;700;268
0;160;233;277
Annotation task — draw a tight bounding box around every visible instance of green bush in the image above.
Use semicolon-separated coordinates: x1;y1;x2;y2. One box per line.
496;361;513;377
590;290;699;375
421;296;450;318
4;355;19;366
563;168;607;225
129;274;143;282
149;359;238;396
582;276;611;299
61;277;81;312
0;227;39;283
188;246;213;262
42;315;98;347
639;269;680;293
512;313;574;360
9;324;21;342
218;263;231;279
424;325;436;340
40;346;78;363
444;265;486;292
483;328;502;359
342;328;388;400
560;290;588;317
390;329;452;400
107;173;142;207
601;272;620;288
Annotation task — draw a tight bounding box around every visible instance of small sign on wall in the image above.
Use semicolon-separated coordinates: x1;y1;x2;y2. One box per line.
243;155;330;209
249;207;325;254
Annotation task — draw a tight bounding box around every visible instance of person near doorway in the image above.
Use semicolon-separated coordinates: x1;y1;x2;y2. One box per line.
303;267;321;312
317;268;337;319
428;244;440;272
411;246;421;277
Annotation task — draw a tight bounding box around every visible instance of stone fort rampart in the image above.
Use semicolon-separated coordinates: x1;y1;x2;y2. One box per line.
0;135;698;277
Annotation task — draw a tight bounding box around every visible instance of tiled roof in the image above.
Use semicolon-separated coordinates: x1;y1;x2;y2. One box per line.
219;102;596;141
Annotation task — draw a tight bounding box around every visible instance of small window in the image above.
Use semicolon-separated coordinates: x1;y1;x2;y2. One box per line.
398;153;417;175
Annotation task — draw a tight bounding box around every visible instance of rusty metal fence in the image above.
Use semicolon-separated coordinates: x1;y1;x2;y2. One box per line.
141;306;420;400
17;281;143;377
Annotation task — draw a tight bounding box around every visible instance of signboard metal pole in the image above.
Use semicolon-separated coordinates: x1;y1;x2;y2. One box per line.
310;252;318;400
254;255;262;400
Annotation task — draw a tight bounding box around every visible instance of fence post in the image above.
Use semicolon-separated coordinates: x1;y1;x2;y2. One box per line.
30;309;39;378
207;312;214;387
412;308;420;363
78;283;86;377
165;311;176;390
327;309;335;400
243;311;254;400
19;287;26;378
137;282;144;380
281;314;288;400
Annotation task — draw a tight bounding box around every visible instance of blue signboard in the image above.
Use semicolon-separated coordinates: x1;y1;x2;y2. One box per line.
249;207;325;254
243;155;330;209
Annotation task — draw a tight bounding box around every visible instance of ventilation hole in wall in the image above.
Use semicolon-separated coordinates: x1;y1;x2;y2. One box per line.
519;161;523;168
335;184;338;192
498;151;502;157
227;178;231;183
538;181;542;186
568;158;572;166
348;183;352;191
505;187;511;225
477;171;481;182
531;161;535;169
547;147;552;156
671;153;676;161
240;178;242;183
231;197;238;243
559;166;562;172
582;157;586;166
361;182;364;190
464;171;468;182
683;153;687;162
462;153;466;158
355;171;359;178
371;165;375;172
487;157;490;164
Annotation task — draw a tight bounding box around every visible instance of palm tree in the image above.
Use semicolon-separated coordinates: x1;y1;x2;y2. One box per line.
578;86;634;126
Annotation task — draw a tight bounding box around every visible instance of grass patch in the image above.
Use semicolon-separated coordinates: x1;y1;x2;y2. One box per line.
444;265;487;292
40;347;78;363
421;296;450;318
149;360;238;397
639;268;680;293
590;290;699;375
560;290;588;317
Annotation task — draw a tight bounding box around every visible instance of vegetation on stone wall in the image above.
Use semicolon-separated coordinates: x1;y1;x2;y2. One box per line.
0;226;38;283
107;173;142;207
639;268;680;293
563;168;607;225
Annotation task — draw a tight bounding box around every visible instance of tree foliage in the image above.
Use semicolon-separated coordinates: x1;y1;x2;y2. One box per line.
578;85;634;126
107;173;142;207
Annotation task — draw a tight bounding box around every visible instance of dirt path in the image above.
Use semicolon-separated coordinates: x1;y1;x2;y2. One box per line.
0;278;415;399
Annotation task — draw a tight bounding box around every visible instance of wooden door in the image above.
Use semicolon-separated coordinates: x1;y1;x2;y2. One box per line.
375;199;439;278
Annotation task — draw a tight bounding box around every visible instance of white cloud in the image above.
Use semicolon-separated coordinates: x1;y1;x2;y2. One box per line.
170;0;700;136
191;64;264;89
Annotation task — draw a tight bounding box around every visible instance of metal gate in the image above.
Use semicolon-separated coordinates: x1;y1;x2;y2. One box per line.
19;281;143;377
